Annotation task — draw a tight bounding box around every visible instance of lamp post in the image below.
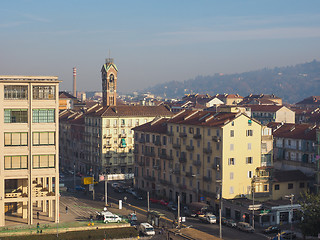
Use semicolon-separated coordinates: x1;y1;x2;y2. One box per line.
251;176;256;229
73;162;76;191
284;194;294;240
216;164;222;239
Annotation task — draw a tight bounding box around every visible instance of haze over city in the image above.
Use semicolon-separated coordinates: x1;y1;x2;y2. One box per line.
1;0;320;93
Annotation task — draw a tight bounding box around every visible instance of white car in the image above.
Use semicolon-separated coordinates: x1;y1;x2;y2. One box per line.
139;223;155;236
103;212;122;223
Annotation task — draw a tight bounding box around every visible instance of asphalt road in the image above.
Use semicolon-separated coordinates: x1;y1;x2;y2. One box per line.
61;174;270;240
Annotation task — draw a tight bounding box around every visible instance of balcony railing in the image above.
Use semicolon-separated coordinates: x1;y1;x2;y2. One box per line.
203;176;212;182
155;140;161;146
119;134;127;138
193;134;202;139
179;132;187;138
173;143;181;149
186;145;194;151
144;175;156;181
186;172;195;178
203;147;212;154
179;156;187;163
105;153;112;158
212;136;221;142
145;151;155;157
167;131;174;136
173;169;180;175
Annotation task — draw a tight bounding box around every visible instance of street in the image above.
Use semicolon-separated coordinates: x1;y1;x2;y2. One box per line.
61;174;270;240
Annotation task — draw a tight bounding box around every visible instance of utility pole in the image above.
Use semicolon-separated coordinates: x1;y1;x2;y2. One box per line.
73;162;76;190
105;179;108;206
177;195;180;229
92;173;95;201
252;176;255;229
147;191;150;212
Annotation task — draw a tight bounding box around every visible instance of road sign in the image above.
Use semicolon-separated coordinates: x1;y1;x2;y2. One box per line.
89;184;94;192
82;177;93;185
99;173;134;181
248;204;262;211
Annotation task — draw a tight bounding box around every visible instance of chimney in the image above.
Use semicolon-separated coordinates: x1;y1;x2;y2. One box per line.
73;67;77;98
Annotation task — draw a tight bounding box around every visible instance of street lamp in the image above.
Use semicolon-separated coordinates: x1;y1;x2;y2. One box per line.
285;194;294;240
216;164;222;239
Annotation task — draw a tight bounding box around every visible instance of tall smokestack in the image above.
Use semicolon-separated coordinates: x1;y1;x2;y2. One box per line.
73;67;77;98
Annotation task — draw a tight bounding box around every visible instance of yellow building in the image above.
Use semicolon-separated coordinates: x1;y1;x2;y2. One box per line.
0;75;60;226
134;109;262;205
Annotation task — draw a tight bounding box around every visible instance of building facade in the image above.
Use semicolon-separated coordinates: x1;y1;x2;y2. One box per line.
0;76;60;226
134;110;263;205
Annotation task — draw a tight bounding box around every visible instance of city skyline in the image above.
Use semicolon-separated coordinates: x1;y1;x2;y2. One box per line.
1;0;320;93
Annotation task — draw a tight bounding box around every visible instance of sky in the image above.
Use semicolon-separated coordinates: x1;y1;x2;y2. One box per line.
1;0;320;94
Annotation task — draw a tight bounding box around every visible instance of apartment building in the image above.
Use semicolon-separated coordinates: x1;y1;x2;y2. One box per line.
133;109;262;205
248;105;295;125
0;76;60;226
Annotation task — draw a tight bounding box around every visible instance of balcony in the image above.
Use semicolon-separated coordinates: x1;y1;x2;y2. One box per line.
119;161;127;166
186;145;194;151
160;153;167;159
193;160;201;167
104;144;112;148
186;172;195;178
193;134;202;139
179;132;187;138
139;138;145;143
173;169;180;175
203;147;212;154
173;143;181;149
119;133;127;138
154;165;161;171
155;140;161;146
160;179;173;186
179;156;187;163
212;136;221;142
203;176;212;182
104;134;112;139
167;131;174;136
105;153;112;158
119;152;127;158
167;155;173;161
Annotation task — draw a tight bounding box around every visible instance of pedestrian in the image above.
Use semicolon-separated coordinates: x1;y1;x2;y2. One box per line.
37;211;39;219
65;206;68;214
37;222;40;233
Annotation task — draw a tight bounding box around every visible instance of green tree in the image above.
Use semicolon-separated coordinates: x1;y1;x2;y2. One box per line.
298;191;320;238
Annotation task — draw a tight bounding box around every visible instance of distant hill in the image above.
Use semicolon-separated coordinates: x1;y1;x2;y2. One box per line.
143;60;320;104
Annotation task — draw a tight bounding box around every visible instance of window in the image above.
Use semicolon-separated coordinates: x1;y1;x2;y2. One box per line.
231;121;234;126
230;144;234;151
216;143;220;150
275;184;280;190
246;130;253;136
248;119;252;126
299;182;305;188
288;183;293;189
197;140;200;147
4;132;28;146
207;156;210;163
4;85;28;99
264;185;268;191
33;155;55;168
248;143;251;150
246;157;252;164
176;126;179;132
248;171;252;178
229;186;234;194
33;86;55;100
230;130;234;137
32;109;55;123
189;127;194;134
230;172;234;180
228;158;235;165
33;132;55;145
4;155;28;169
4;109;28;123
207;129;211;136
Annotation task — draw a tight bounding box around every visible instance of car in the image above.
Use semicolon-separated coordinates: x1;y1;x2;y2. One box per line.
263;226;281;234
113;186;125;193
132;192;143;200
139;223;155;236
225;219;237;228
280;231;296;239
236;222;254;233
159;200;169;206
167;202;178;211
111;182;120;188
149;198;159;203
126;188;134;194
75;185;85;191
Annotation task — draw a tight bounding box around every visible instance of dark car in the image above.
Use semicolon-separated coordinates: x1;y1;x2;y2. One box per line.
263;226;281;234
225;219;237;228
167;202;177;211
113;186;125;193
132;192;143;200
280;231;296;239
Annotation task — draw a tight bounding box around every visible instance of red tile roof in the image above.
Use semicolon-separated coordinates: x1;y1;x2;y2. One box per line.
245;105;284;112
132;118;169;134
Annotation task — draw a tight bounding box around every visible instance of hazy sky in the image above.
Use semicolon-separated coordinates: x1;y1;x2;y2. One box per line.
1;0;320;93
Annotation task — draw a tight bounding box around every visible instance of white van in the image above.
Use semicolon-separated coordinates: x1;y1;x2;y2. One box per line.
139;223;155;236
103;211;122;223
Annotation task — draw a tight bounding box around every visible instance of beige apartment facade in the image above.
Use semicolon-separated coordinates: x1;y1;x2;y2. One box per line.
134;110;262;205
0;76;60;226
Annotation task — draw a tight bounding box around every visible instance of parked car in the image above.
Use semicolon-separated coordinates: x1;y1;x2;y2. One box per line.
132;192;143;200
236;222;254;233
263;226;281;234
226;219;237;228
198;213;217;224
75;185;85;191
167;202;177;211
280;231;296;239
126;188;135;194
183;206;191;216
149;198;159;203
159;199;169;206
113;186;125;193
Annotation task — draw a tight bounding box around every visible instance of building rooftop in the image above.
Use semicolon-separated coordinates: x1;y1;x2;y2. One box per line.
0;75;60;82
273;170;309;182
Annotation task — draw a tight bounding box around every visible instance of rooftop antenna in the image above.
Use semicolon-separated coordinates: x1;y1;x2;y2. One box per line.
105;49;113;64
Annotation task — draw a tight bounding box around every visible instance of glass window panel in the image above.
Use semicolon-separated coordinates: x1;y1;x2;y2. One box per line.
4;157;11;169
33;156;40;168
40;155;48;167
48;155;55;167
48;132;55;145
40;132;48;145
11;156;20;169
4;133;11;146
21;156;28;169
21;133;28;146
48;109;55;122
33;132;39;145
39;109;47;123
11;133;20;145
4;110;11;123
33;109;39;123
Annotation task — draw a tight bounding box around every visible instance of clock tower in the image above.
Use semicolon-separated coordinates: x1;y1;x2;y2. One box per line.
101;58;118;106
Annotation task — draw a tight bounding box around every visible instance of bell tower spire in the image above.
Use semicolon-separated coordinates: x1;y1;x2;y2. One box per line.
101;57;118;106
